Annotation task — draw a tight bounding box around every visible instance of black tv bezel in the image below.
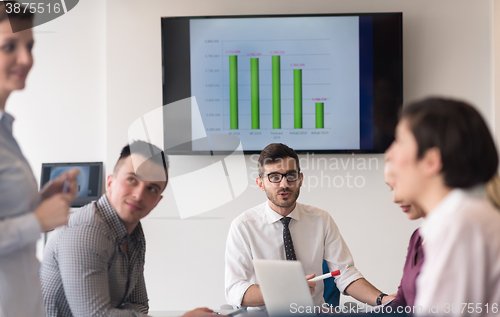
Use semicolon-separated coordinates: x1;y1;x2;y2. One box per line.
161;12;403;155
40;162;103;208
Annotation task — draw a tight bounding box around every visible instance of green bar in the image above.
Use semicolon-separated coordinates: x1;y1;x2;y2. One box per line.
315;103;324;128
251;58;259;129
294;69;302;129
272;56;281;129
229;55;238;129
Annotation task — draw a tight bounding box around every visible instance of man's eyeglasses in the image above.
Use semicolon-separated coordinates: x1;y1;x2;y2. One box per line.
259;171;300;183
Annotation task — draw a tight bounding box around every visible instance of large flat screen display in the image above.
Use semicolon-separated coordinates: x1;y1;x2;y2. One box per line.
161;13;402;154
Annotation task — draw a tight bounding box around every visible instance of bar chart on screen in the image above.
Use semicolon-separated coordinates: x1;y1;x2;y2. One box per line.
203;40;332;130
190;16;361;151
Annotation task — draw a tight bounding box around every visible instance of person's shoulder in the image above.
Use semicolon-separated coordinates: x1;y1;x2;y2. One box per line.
62;202;111;241
231;202;267;228
297;202;332;219
427;193;500;250
68;201;100;225
456;195;500;233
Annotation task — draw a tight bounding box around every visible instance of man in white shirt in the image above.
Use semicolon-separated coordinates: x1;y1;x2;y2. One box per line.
225;143;393;310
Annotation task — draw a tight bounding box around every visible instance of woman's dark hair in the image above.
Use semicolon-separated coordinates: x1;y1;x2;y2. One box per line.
402;97;498;188
0;1;35;24
258;143;300;174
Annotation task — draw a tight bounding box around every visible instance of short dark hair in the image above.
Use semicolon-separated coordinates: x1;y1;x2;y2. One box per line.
115;140;169;188
402;97;498;188
258;143;300;175
0;1;35;24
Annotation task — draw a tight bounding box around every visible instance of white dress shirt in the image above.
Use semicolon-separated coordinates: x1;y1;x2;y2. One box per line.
225;201;363;308
415;187;500;316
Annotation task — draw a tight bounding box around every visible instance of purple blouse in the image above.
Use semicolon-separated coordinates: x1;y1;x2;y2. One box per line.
388;228;425;309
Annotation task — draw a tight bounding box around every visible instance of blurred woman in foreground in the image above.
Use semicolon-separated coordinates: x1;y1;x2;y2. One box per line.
0;2;77;316
386;97;500;316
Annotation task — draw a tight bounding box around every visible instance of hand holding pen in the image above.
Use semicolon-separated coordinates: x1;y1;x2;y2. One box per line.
35;169;79;232
308;270;341;282
40;169;79;201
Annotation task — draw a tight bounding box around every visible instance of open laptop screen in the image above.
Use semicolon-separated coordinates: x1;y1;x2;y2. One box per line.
40;162;103;207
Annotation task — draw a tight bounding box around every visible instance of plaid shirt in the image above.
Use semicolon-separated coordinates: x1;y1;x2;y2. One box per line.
41;195;148;317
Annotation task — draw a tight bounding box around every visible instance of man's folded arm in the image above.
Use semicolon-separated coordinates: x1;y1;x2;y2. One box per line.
225;221;263;307
119;272;149;314
241;285;264;307
323;215;369;300
324;238;391;306
323;218;388;306
58;225;148;317
344;278;385;306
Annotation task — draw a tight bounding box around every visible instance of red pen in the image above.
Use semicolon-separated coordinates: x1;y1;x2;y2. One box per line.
308;270;340;282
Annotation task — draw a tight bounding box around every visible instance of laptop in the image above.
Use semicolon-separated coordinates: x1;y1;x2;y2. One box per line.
253;259;315;317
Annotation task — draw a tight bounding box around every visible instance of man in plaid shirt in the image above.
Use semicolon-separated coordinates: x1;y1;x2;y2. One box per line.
41;141;214;317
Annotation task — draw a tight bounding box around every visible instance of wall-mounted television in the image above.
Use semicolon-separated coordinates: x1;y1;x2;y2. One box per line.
40;162;103;207
161;12;402;154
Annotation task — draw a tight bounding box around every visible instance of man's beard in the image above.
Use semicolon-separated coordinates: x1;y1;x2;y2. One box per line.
266;187;300;208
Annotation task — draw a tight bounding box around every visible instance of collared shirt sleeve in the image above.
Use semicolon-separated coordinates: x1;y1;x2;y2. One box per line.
120;271;149;314
0;212;41;257
225;219;254;306
57;224;148;317
323;215;364;294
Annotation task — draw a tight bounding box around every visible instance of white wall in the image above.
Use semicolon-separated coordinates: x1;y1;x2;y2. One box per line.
10;0;106;178
10;0;495;313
